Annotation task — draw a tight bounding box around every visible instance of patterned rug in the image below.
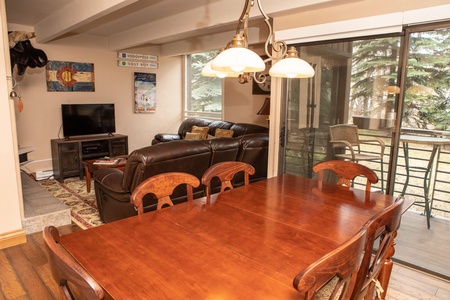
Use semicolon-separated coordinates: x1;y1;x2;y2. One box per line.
37;177;104;229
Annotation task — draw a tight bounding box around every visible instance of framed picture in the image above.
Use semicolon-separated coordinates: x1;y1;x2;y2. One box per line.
252;56;270;95
134;72;156;113
46;61;95;92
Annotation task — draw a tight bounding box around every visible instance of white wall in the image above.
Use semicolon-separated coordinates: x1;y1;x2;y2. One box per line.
224;76;269;128
0;2;24;243
11;30;268;172
10;30;184;168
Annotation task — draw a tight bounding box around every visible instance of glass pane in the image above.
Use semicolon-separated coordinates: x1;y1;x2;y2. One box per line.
284;36;401;193
396;27;450;219
186;51;222;119
392;26;450;280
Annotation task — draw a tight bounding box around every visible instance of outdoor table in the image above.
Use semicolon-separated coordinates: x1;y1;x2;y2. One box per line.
400;134;450;228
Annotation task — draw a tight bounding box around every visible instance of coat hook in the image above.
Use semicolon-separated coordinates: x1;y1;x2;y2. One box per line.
7;76;18;98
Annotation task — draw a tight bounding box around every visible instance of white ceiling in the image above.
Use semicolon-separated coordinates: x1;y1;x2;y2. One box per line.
5;0;364;52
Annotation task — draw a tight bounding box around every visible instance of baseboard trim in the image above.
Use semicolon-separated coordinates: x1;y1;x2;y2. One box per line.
0;229;27;249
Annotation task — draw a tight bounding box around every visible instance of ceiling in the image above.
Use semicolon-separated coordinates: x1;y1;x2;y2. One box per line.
5;0;364;52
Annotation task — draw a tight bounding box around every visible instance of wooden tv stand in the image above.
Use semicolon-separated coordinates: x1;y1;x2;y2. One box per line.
51;134;128;183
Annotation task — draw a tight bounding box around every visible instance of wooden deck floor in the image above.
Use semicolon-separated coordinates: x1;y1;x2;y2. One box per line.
394;209;450;280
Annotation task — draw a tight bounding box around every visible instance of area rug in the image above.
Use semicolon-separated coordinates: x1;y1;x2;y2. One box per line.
37;177;104;229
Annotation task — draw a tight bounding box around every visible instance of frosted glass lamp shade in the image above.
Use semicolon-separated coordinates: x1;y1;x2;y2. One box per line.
201;61;240;78
269;46;314;78
269;57;315;78
211;47;265;73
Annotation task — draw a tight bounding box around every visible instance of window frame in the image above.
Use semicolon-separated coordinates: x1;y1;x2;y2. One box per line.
184;51;224;121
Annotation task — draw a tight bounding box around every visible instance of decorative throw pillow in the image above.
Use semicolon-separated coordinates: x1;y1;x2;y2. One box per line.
185;132;202;140
215;128;234;138
191;126;209;139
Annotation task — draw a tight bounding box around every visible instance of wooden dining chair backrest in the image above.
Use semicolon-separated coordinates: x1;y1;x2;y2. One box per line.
201;161;255;202
43;226;105;300
130;172;200;214
313;160;378;192
293;227;367;300
351;197;405;300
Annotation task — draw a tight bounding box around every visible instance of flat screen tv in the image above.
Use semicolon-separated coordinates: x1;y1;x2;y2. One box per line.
61;104;116;138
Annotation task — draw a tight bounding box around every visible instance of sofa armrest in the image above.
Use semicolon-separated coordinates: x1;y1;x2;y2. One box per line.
152;133;182;145
93;168;137;223
93;168;127;194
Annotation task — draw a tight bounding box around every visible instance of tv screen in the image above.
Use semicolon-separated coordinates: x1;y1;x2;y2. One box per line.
61;104;116;137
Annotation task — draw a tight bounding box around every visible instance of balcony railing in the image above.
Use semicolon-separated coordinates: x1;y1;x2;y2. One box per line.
284;127;450;219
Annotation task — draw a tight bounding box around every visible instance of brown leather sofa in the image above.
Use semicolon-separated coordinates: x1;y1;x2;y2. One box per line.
94;130;269;223
152;118;269;145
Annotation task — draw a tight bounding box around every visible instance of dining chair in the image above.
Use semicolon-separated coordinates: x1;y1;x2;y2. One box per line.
351;196;405;300
201;161;255;202
130;172;200;214
329;124;385;192
43;226;105;300
293;227;367;300
313;160;379;193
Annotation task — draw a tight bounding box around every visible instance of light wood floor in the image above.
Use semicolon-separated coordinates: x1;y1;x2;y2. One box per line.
1;223;450;299
394;209;450;280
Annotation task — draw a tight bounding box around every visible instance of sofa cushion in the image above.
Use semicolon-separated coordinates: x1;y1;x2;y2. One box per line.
185;132;202;140
209;138;240;165
236;133;269;182
230;123;269;136
122;140;213;192
207;120;234;135
191;125;209;139
152;133;181;145
215;128;234;138
178;118;214;137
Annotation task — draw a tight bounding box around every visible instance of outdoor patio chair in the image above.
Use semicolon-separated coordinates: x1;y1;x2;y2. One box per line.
329;124;385;192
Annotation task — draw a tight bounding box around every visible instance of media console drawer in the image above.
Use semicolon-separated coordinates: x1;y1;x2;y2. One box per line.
51;134;128;183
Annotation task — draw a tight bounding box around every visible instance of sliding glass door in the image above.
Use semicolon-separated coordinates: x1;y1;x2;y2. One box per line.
280;21;450;280
282;36;401;193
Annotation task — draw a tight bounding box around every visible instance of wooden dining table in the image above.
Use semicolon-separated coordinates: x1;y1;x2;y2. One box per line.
59;174;406;299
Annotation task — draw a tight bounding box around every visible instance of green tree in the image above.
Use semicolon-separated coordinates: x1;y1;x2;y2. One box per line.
351;37;400;118
404;29;450;129
351;28;450;130
190;51;222;112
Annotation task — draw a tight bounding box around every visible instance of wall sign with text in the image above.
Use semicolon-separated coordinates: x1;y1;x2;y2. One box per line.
117;52;158;69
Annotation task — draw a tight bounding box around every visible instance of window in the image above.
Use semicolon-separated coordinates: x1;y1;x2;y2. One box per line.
185;51;223;120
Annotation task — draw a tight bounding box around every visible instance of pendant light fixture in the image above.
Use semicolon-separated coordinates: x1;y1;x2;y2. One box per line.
203;0;315;83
